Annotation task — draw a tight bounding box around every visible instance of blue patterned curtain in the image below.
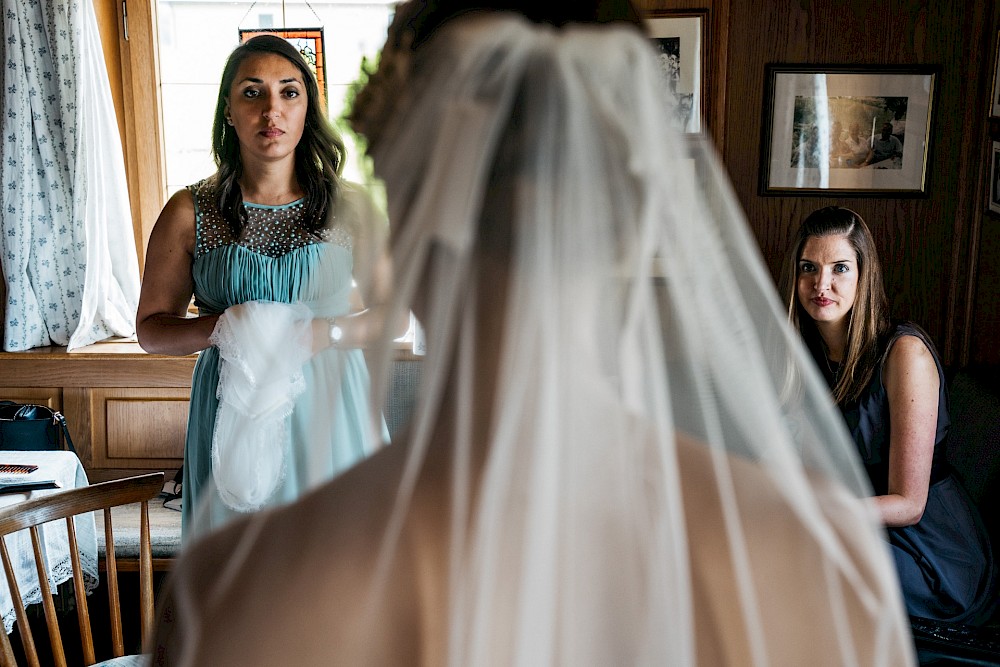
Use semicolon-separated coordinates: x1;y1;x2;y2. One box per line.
0;0;139;351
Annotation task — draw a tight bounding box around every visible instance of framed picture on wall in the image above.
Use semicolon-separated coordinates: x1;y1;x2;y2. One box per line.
990;142;1000;215
645;10;707;134
239;28;328;103
759;64;938;197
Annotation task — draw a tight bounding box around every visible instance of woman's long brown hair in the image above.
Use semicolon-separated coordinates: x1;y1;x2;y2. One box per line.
782;206;890;404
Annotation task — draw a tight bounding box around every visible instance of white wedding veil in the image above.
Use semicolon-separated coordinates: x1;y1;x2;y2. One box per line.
351;8;915;666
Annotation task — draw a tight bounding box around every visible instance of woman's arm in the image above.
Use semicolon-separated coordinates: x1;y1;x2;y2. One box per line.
875;335;939;527
136;190;221;355
308;251;401;352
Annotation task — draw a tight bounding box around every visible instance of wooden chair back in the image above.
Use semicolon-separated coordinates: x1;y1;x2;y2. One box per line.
0;472;164;666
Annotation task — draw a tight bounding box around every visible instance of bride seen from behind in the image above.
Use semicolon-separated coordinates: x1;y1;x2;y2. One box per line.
151;1;915;664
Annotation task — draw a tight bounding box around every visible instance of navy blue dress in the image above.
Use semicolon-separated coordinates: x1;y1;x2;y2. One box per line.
826;323;996;623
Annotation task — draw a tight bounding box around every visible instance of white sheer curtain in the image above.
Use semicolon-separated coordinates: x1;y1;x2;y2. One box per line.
0;0;139;351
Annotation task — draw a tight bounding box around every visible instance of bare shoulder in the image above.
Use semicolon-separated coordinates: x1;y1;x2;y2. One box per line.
147;188;197;253
675;432;817;546
676;430;872;535
885;333;934;367
158;188;196;226
884;333;938;390
674;432;911;664
154;443;425;665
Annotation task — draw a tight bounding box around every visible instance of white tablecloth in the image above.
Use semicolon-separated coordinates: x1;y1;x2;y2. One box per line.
0;451;96;634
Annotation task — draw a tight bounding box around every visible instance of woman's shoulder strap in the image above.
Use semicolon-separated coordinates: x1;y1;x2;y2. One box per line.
187;177;214;219
188;175;232;254
884;320;946;379
888;321;936;351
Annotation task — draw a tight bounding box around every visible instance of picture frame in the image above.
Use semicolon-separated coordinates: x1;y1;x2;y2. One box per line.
992;32;1000;118
238;28;328;104
760;64;938;197
645;9;707;134
990;142;1000;215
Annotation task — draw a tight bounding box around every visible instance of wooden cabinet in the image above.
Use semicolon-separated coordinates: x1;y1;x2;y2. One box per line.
2;340;424;482
0;341;196;481
89;387;192;470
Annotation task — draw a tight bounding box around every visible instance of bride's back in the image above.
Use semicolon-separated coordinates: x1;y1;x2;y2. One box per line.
152;424;910;666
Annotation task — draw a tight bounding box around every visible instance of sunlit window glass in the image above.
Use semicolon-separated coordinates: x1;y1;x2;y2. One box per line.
156;0;394;194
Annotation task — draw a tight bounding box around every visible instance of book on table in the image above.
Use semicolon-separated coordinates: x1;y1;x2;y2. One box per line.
0;465;60;494
0;480;61;493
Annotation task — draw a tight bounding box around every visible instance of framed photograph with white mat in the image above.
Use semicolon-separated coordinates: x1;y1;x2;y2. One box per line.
760;64;938;197
645;10;706;135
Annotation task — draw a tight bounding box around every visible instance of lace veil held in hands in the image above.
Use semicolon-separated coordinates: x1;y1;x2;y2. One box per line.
349;9;916;665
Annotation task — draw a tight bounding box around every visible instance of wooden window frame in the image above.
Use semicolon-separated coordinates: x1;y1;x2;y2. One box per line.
95;0;167;275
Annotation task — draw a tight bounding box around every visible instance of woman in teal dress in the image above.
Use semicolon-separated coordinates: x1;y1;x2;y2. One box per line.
136;35;392;537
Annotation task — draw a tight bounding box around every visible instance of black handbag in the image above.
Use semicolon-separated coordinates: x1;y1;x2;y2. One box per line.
0;400;77;453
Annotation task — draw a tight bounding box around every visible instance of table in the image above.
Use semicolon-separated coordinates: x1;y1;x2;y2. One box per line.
0;451;96;634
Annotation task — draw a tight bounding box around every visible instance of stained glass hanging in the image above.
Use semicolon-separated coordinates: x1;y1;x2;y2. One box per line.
238;27;328;105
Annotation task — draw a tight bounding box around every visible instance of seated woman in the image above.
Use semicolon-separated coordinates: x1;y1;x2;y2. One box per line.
784;205;996;623
150;3;915;664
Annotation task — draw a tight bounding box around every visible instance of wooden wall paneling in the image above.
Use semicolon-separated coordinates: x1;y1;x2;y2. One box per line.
934;0;992;366
0;354;196;389
722;0;993;367
90;388;188;470
970;7;1000;365
0;345;196;475
0;388;61;411
63;387;92;466
971;220;1000;363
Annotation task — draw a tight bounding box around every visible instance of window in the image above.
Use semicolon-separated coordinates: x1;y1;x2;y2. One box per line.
108;0;395;267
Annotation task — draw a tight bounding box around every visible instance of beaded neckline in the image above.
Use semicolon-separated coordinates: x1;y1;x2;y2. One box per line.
190;179;351;258
244;198;306;210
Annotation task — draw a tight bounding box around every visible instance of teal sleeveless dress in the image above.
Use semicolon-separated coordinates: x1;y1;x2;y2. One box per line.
181;178;387;538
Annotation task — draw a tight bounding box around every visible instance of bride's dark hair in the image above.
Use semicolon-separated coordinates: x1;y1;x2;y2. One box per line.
349;0;643;155
397;0;643;49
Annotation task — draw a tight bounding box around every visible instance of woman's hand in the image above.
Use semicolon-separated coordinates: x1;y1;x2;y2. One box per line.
875;335;939;527
309;298;409;356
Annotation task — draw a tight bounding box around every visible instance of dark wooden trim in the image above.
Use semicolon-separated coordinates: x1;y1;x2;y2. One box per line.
100;557;175;573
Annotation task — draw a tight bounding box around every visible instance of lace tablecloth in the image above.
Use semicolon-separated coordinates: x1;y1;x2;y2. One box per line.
0;451;96;634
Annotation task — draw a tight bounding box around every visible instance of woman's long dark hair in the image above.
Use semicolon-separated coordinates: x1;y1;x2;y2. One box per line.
211;34;346;236
782;206;890;404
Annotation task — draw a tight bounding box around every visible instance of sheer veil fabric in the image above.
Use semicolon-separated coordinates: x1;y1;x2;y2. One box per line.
152;12;916;667
360;14;914;666
209;300;314;511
